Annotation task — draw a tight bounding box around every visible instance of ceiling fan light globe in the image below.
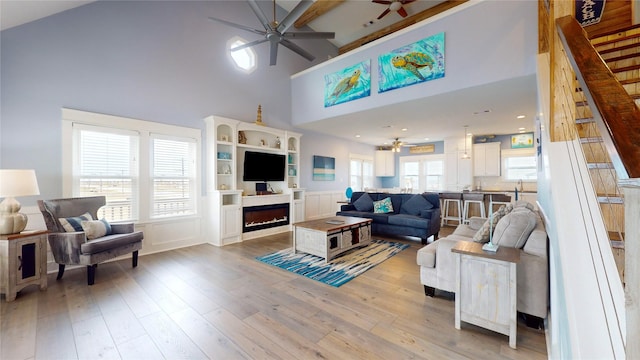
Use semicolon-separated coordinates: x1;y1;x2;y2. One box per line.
389;2;403;11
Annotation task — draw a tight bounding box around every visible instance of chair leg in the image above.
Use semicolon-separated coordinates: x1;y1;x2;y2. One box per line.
132;250;139;268
424;285;435;297
56;264;65;280
87;264;97;285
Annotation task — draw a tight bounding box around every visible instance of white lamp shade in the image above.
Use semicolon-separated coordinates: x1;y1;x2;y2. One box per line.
0;169;40;198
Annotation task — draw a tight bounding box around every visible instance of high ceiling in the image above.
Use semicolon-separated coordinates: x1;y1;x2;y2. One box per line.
1;0;537;147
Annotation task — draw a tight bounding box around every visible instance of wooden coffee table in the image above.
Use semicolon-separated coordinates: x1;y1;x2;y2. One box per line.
292;216;373;262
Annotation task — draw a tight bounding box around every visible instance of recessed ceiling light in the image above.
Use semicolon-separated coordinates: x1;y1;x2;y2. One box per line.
355;134;361;138
401;128;407;131
519;130;526;133
517;115;526;119
518;127;526;131
424;137;429;141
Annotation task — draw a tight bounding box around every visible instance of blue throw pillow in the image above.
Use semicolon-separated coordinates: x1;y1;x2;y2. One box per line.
58;212;94;232
353;192;374;212
373;197;394;214
400;194;432;216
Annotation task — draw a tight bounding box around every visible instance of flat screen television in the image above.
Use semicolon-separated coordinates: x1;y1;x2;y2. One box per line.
243;151;286;181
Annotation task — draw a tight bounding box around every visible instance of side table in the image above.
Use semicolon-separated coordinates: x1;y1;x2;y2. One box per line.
0;230;48;301
452;241;520;349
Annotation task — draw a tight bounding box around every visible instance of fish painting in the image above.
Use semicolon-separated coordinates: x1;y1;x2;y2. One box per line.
391;52;435;80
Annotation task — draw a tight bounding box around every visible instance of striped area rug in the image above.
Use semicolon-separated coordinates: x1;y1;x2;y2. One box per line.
256;240;410;287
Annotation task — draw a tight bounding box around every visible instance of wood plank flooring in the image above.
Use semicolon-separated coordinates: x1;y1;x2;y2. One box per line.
0;226;547;359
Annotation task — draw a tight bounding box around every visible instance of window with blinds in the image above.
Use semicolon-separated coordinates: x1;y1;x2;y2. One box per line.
76;127;139;221
151;136;196;218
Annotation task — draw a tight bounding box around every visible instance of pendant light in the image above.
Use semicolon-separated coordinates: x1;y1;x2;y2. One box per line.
461;125;471;159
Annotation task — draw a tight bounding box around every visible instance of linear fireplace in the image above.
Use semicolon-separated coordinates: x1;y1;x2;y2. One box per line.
243;203;290;233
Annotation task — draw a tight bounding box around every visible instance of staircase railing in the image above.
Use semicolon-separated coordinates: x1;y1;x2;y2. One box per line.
556;14;640;359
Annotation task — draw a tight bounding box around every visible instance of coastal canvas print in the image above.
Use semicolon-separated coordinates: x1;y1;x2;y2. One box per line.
324;60;371;107
313;155;335;181
378;32;445;93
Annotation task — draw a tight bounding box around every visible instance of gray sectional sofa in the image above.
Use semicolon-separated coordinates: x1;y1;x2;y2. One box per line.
336;192;441;244
416;200;548;326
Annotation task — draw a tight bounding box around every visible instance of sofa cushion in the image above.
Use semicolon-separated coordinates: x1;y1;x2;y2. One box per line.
353;192;374;212
59;212;94;232
400;194;432;216
81;231;143;254
493;208;537;248
81;219;113;240
373;197;394;213
388;214;429;229
472;205;510;243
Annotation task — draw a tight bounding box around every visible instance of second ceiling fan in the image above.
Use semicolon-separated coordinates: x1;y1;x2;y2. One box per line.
373;0;417;20
209;0;335;66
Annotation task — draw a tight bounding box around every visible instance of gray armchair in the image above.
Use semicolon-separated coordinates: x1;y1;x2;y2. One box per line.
38;196;143;285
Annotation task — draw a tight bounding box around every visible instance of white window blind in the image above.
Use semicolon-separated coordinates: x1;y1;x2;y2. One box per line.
350;156;373;191
151;136;196;218
75;126;139;221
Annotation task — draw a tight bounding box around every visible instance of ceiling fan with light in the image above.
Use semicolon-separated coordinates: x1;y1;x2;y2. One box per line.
208;0;335;66
389;137;415;152
373;0;417;20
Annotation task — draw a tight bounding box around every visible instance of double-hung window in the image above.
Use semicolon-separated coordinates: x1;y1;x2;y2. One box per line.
399;155;445;192
64;109;201;223
350;155;374;191
151;136;197;218
502;149;537;181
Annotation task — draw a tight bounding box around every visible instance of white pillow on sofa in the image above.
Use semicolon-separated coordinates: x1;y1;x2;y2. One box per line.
492;208;537;248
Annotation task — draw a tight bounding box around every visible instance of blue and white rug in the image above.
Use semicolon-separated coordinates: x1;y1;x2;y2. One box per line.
256;240;410;287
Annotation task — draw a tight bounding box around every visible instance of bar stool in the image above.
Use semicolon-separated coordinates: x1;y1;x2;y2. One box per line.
441;192;463;226
488;193;512;213
462;192;485;224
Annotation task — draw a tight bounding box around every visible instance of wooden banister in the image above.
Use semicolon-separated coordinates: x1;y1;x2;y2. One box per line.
556;15;640;180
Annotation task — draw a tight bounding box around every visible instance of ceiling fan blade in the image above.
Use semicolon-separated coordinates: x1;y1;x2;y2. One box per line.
270;40;279;66
230;38;269;51
247;0;273;31
280;39;315;61
401;0;417;4
397;6;408;17
283;31;335;39
208;17;266;36
377;8;391;20
277;0;314;34
372;0;392;4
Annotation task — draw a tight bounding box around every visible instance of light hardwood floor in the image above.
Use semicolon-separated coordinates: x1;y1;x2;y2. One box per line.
1;226;547;359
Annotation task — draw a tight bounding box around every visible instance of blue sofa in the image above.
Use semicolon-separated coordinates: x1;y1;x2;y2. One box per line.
336;192;441;244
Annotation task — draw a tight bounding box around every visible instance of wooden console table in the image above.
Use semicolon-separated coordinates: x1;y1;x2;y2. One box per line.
452;241;520;349
0;230;48;302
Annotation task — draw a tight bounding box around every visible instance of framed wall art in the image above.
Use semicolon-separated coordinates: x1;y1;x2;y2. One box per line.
324;60;371;107
378;32;445;93
313;155;335;181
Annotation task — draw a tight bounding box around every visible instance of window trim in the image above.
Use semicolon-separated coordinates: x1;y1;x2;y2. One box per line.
62;108;202;224
399;154;445;192
349;153;374;192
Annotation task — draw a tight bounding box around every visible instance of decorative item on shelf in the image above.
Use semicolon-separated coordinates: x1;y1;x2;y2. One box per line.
345;187;353;203
217;152;231;160
275;137;281;149
292;183;297;188
288;141;296;151
238;131;247;144
219;184;228;190
288;154;293;164
220;134;229;142
260;139;267;147
0;169;40;235
255;104;265;126
288;168;296;176
225;164;232;174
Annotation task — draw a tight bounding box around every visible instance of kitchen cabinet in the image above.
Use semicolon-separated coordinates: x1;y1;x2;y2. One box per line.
375;150;395;177
473;142;501;176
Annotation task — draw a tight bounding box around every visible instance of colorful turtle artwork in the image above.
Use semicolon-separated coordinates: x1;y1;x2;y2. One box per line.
391;52;435;81
331;69;361;102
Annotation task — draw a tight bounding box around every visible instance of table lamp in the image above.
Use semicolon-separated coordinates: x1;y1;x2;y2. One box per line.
0;169;41;235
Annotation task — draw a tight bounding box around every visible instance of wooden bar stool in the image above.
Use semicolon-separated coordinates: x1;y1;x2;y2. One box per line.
441;192;463;226
462;192;485;224
489;193;512;213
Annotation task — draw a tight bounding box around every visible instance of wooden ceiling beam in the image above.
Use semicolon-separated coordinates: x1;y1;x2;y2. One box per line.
338;0;468;54
294;0;345;28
